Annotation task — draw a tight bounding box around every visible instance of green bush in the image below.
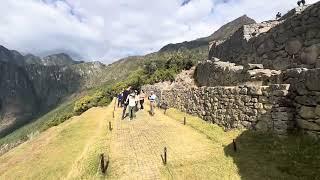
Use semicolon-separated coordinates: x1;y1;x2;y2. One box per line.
73;90;112;115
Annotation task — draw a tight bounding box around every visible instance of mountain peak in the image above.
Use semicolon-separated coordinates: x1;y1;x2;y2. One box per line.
42;53;77;66
159;15;256;52
207;15;256;41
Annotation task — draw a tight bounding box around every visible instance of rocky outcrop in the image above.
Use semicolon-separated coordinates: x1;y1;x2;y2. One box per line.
0;62;39;137
42;53;80;66
210;2;320;70
25;64;81;108
0;46;25;67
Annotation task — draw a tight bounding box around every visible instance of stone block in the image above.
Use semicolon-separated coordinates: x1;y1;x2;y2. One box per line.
264;104;273;110
271;112;293;121
259;96;269;103
315;105;320;117
239;87;248;95
271;90;289;97
269;84;291;91
245;63;264;70
299;106;316;119
254;103;264;109
285;39;302;55
305;69;320;91
300;45;319;65
297;119;320;131
295;96;317;106
248;86;263;95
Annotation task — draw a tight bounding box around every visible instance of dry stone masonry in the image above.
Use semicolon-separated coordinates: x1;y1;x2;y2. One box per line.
144;84;294;135
280;68;320;138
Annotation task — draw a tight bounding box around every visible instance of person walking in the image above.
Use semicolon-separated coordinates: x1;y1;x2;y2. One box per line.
117;92;123;107
134;90;139;111
276;12;282;20
122;87;131;119
139;90;146;110
125;91;137;120
148;91;157;116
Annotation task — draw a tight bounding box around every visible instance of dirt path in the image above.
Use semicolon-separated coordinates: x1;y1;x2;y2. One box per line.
107;106;220;180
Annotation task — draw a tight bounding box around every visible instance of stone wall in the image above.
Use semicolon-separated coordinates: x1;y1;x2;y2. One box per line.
143;84;294;135
210;1;320;70
280;68;320;138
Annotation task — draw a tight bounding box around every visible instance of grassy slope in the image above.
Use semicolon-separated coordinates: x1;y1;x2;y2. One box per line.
165;108;320;180
0;104;114;179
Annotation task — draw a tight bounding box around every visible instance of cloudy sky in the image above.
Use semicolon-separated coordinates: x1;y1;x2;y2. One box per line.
0;0;318;63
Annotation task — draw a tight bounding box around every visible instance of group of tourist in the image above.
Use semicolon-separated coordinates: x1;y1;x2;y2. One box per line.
117;87;157;120
276;0;307;20
297;0;306;6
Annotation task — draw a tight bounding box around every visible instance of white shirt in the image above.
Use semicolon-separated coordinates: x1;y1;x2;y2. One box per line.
126;94;136;107
149;94;157;102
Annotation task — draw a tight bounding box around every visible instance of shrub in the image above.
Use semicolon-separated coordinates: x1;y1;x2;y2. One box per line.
73;90;112;115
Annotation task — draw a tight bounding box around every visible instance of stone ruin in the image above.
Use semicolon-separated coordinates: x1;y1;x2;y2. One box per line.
144;2;320;139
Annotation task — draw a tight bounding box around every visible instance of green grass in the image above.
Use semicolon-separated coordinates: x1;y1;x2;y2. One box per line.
0;105;112;179
165;108;320;180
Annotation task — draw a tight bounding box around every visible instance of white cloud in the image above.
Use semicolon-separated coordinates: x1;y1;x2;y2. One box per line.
0;0;318;63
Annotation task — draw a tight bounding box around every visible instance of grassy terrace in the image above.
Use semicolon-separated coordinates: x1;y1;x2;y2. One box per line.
0;105;113;179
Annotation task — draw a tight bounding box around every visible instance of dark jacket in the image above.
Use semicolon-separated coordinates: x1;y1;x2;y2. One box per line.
122;90;129;104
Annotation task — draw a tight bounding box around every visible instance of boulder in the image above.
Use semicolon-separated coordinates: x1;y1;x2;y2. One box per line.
285;39;302;55
300;45;319;65
299;106;316;119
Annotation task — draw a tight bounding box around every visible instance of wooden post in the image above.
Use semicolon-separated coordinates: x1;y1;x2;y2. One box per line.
100;154;106;174
100;153;110;174
109;122;112;131
233;139;237;152
164;147;167;165
164;109;167;115
183;117;186;125
112;111;115;118
161;147;167;165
